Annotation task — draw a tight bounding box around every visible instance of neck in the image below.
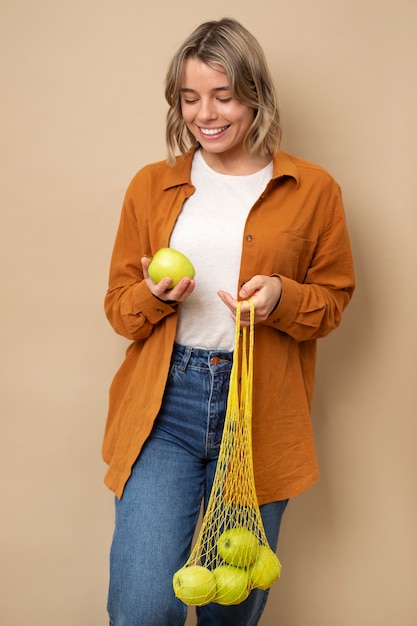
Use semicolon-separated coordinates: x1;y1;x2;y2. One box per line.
200;149;272;176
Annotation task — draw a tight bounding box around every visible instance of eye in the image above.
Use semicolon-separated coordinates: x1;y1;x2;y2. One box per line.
180;95;198;105
217;97;232;103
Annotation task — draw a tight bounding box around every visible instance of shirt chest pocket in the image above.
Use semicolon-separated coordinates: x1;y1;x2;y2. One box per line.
273;232;317;283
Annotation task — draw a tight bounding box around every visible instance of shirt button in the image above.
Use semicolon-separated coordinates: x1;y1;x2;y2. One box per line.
157;309;164;314
273;318;280;324
246;234;253;242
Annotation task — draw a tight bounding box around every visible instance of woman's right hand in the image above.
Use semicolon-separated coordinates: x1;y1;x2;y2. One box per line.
141;256;195;302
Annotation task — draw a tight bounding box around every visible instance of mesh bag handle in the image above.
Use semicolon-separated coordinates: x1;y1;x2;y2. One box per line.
173;300;282;606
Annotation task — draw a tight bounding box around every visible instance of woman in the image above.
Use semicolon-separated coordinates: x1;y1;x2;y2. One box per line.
103;17;355;626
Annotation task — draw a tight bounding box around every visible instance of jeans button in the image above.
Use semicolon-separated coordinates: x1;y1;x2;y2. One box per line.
211;356;220;366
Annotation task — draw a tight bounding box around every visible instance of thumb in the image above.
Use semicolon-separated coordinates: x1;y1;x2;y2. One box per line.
141;256;151;278
239;276;261;298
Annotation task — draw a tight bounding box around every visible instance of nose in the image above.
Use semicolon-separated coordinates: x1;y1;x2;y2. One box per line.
198;98;217;121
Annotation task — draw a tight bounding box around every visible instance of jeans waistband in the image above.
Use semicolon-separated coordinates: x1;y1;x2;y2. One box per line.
172;343;234;373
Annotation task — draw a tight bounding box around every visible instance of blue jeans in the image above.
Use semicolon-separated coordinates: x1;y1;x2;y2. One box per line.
108;344;288;626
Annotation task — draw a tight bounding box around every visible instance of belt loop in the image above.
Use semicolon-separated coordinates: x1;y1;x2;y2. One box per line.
178;346;192;373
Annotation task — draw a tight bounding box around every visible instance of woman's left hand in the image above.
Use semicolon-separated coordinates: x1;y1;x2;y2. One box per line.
217;275;282;325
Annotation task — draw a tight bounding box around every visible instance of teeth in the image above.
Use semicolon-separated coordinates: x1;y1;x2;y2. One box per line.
200;126;228;136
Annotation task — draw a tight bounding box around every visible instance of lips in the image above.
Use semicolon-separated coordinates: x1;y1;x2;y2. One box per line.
199;125;230;136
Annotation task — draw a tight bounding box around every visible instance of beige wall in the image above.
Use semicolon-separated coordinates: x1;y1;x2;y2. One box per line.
1;1;416;625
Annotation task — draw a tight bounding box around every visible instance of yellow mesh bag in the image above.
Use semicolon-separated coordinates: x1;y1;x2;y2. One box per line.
173;300;282;607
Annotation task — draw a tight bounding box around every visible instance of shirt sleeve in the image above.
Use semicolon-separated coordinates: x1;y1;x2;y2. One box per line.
263;187;355;341
104;181;177;341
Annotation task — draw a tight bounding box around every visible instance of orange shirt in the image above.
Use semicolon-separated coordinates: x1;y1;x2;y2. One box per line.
103;149;355;504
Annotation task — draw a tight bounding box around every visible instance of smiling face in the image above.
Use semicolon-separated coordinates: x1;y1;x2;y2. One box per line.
180;58;260;173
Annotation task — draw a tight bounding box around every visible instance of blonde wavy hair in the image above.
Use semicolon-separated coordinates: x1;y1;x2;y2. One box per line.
164;18;282;165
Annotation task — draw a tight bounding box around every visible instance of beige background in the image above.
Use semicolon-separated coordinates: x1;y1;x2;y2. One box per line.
1;1;416;625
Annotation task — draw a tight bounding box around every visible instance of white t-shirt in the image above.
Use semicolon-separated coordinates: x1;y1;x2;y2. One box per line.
169;150;272;350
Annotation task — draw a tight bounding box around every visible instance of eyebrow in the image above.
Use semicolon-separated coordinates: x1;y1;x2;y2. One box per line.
179;86;231;94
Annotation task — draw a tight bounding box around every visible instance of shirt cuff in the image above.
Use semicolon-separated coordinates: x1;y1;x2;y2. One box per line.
263;275;302;331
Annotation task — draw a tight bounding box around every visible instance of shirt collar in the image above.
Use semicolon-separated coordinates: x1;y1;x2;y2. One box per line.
162;149;195;190
162;147;300;190
271;150;300;187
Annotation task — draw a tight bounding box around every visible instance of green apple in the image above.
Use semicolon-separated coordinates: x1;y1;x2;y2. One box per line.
249;545;282;590
213;565;250;605
217;527;259;567
172;565;216;606
148;247;195;288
